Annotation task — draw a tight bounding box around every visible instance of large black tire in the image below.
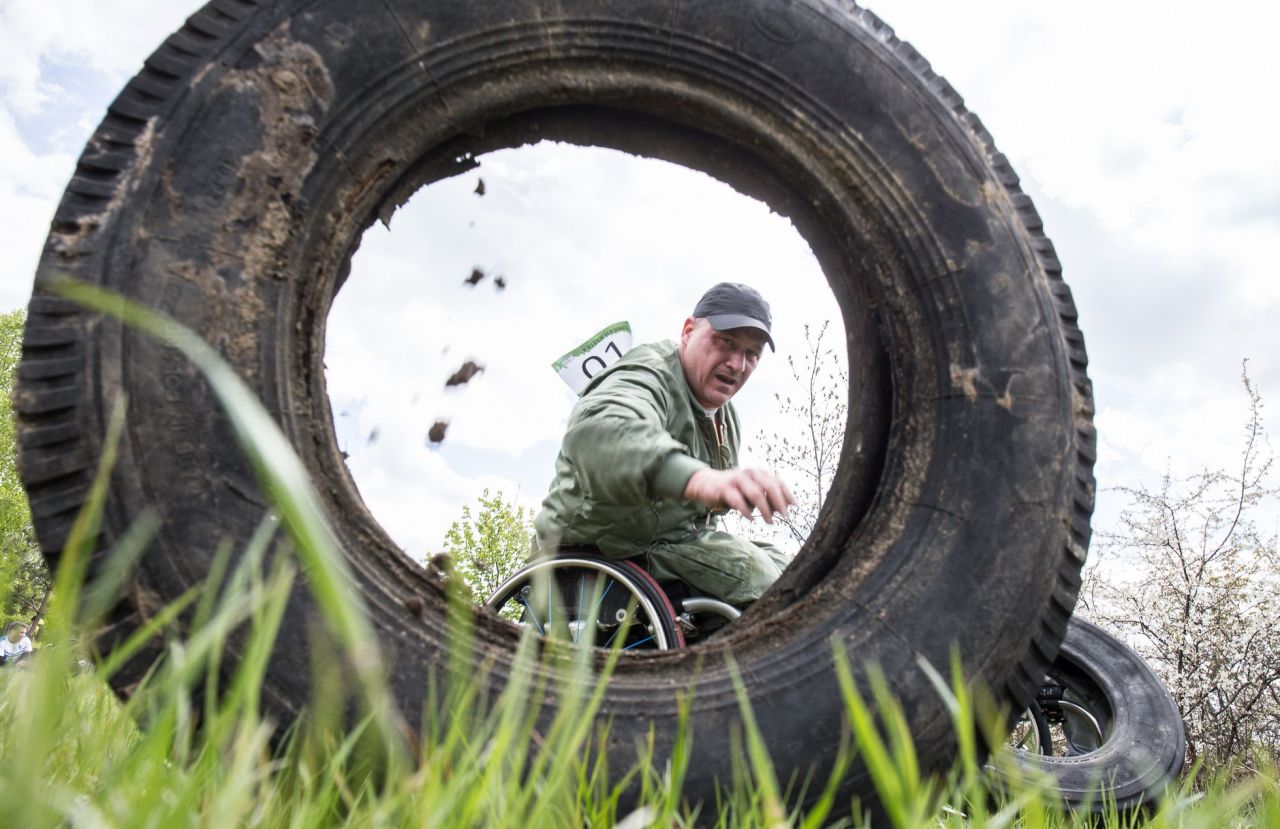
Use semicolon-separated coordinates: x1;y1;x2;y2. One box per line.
1002;618;1186;813
15;0;1094;815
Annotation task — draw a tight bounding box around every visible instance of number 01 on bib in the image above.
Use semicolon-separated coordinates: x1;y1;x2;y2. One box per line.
552;321;633;396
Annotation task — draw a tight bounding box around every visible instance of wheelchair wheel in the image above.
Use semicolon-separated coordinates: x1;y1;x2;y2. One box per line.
1007;706;1052;755
485;557;684;651
1036;673;1108;757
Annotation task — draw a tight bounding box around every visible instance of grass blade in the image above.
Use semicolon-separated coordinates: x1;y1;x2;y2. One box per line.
52;280;409;766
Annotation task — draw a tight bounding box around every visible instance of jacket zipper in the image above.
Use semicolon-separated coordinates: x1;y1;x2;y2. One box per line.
705;411;725;529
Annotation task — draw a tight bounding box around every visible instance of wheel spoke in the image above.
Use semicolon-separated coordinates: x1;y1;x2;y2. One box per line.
1009;710;1040;752
587;578;614;634
516;592;545;635
574;574;585;643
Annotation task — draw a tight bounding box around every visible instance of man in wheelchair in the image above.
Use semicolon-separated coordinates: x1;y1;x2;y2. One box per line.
531;283;795;609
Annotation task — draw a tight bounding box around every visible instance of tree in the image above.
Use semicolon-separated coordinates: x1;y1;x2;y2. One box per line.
440;489;533;602
1;308;52;631
751;320;847;546
1080;364;1279;776
1;307;52;631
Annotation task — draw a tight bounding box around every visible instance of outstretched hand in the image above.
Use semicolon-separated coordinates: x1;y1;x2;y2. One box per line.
682;468;796;524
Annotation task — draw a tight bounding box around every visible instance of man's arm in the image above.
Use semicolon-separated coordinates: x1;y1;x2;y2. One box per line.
683;468;795;524
562;369;708;505
562;363;795;520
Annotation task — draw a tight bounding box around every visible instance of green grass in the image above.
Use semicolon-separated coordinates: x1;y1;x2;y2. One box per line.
1;283;1277;827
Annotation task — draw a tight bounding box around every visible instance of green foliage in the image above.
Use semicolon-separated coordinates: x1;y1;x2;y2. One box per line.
0;308;51;630
0;310;20;472
442;488;532;602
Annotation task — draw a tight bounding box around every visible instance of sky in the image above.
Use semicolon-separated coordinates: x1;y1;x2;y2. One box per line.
2;1;1276;562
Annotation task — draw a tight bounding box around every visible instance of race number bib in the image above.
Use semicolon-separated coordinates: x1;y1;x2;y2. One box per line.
552;321;633;396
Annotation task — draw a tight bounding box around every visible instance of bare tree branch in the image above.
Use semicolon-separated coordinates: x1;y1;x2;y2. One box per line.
1083;365;1279;780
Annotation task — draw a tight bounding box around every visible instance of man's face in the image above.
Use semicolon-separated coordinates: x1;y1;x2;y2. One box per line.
678;317;767;409
7;626;25;643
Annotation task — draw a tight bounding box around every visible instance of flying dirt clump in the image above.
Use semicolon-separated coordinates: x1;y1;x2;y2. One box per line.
444;360;484;387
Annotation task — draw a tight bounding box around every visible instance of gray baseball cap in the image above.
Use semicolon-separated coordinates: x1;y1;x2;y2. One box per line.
692;282;775;351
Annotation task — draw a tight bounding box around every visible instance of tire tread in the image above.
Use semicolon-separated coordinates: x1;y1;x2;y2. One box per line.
849;3;1097;717
16;0;265;601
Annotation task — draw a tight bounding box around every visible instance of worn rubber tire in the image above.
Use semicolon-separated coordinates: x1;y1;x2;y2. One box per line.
15;0;1095;816
1001;618;1186;812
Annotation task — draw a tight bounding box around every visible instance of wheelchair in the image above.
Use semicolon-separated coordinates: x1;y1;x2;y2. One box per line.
484;549;741;651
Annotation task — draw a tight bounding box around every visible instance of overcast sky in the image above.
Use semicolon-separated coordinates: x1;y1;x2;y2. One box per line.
3;1;1276;561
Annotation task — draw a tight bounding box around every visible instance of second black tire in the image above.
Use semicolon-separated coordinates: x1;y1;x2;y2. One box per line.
15;0;1095;816
1003;617;1186;812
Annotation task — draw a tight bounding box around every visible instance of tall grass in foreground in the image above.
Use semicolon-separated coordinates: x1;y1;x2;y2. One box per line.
1;283;1277;827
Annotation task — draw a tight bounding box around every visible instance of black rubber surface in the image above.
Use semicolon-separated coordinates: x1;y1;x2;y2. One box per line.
15;0;1095;815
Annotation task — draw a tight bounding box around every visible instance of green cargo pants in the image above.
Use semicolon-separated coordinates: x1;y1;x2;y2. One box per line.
643;531;791;607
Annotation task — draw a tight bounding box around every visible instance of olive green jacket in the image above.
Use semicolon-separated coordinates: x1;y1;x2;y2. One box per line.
533;340;740;558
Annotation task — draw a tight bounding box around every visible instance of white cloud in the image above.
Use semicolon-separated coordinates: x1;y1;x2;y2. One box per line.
336;430;533;563
0;1;192;113
872;0;1280;309
0;0;199;311
0;108;75;310
874;1;1280;236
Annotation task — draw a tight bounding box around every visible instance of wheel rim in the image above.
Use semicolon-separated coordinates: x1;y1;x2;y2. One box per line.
1057;697;1106;755
1008;707;1048;755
